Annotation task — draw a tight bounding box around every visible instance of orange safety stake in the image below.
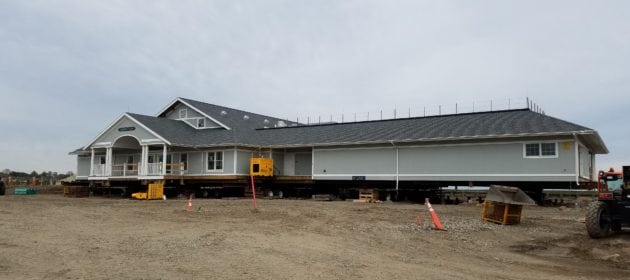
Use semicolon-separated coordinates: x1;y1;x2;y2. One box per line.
425;198;445;231
186;194;193;212
416;215;422;225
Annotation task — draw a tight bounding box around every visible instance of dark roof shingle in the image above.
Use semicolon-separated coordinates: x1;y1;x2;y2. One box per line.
132;100;606;153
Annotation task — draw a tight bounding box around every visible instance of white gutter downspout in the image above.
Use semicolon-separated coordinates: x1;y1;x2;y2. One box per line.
573;133;580;187
390;141;399;197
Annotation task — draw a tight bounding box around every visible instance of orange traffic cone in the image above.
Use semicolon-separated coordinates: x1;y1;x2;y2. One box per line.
425;198;445;231
186;195;193;212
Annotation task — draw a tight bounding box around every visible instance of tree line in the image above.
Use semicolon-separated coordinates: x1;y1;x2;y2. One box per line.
1;169;74;180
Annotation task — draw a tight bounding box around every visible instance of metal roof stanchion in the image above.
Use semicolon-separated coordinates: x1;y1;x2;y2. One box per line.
526;97;530;109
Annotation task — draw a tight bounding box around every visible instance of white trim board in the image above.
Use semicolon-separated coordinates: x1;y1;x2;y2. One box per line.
138;176;165;180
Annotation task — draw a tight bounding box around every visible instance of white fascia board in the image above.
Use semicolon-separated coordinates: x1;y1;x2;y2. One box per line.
155;97;231;130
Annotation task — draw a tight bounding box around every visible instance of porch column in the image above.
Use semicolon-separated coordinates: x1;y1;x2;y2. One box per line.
90;148;95;176
162;144;167;175
106;147;113;176
140;145;148;176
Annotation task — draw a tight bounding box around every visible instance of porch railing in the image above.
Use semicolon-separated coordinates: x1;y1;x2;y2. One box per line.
91;162;187;177
139;163;187;176
110;164;139;177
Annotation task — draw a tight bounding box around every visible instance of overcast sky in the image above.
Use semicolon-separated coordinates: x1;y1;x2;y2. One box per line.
0;1;628;174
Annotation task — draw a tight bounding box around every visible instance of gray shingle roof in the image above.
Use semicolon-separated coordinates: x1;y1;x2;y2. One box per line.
252;109;594;146
168;98;295;130
126;99;608;154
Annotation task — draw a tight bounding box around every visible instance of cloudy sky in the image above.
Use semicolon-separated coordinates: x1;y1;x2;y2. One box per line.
0;0;628;173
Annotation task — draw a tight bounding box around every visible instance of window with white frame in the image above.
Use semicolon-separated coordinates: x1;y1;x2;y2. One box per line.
524;143;557;158
198;118;205;128
179;108;187;119
207;151;223;171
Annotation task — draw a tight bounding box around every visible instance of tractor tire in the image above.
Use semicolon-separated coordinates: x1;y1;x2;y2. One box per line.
586;201;612;238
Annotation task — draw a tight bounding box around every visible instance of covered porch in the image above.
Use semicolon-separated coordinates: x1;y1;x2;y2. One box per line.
89;136;185;179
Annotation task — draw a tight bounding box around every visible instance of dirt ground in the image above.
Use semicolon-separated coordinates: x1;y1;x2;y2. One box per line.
1;194;630;280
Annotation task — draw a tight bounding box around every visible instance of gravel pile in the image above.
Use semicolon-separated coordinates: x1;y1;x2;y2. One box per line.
397;216;506;244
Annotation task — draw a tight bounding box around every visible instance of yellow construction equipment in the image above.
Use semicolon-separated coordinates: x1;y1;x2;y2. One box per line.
250;158;273;177
132;181;164;200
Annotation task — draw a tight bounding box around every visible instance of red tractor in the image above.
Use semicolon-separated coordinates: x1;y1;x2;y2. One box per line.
585;166;630;238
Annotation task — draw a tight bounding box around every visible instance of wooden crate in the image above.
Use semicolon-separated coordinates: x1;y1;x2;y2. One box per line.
481;201;523;225
63;186;89;198
356;189;379;203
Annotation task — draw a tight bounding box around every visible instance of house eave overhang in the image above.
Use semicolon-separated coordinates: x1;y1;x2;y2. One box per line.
68;149;91;156
575;131;609;154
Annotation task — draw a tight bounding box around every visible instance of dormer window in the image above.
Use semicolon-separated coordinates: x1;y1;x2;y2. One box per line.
198;118;205;128
179;109;187;119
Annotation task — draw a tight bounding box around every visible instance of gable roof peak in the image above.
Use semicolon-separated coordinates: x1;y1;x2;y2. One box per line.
156;97;231;130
